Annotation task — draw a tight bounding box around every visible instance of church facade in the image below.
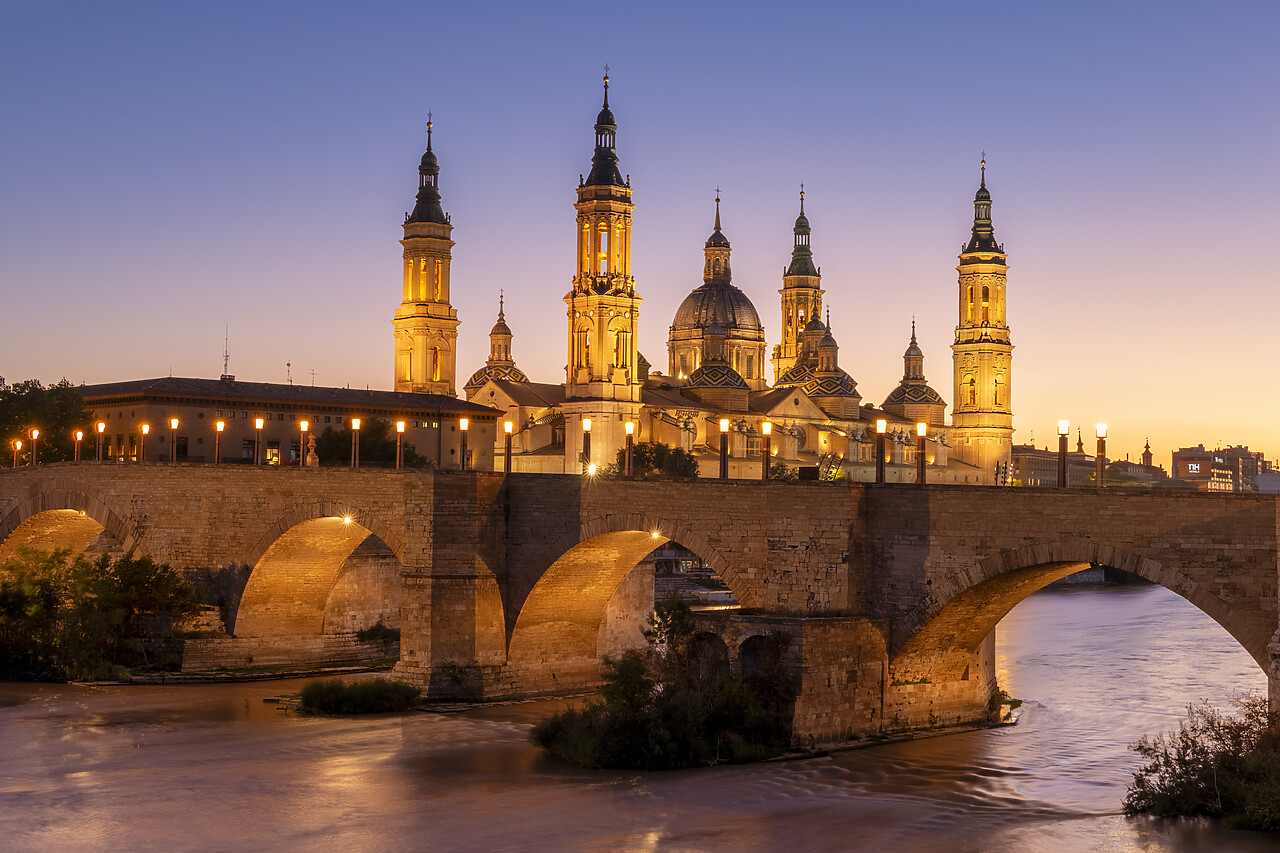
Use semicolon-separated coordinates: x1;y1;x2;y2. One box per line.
404;78;1015;484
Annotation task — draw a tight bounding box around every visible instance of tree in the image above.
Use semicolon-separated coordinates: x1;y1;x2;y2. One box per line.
312;418;430;468
614;441;699;478
0;380;92;467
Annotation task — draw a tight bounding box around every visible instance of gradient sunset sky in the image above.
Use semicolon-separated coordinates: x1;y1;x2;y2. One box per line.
2;1;1277;465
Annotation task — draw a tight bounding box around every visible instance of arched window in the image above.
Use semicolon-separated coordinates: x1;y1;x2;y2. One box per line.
434;260;443;301
614;330;629;368
967;377;976;406
576;328;591;368
431;347;441;382
981;285;990;322
966;286;974;322
994;376;1004;406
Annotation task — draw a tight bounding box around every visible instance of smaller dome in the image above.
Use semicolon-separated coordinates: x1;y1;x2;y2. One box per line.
490;317;512;336
775;363;814;388
596;106;616;128
883;382;945;407
794;212;810;234
419;149;439;174
904;339;922;358
804;371;859;399
705;228;730;248
803;316;826;333
819;329;838;349
687;363;748;390
465;364;529;392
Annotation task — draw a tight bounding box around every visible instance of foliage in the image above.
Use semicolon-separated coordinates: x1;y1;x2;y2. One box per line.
0;379;92;467
769;461;799;481
356;621;400;643
1124;695;1280;832
531;598;797;769
312;418;430;468
0;549;202;681
299;677;421;713
615;442;699;479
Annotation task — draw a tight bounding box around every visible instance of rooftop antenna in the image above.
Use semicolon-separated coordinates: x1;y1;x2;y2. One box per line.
286;362;292;385
309;369;317;386
220;326;235;381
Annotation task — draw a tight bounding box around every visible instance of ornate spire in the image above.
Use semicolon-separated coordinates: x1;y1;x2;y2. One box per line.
786;185;818;277
585;69;625;187
706;188;729;249
714;188;722;232
407;112;447;224
964;153;998;254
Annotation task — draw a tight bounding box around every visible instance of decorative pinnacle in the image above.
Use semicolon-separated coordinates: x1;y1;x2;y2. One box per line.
799;182;805;215
911;316;917;345
498;289;504;320
602;65;610;107
714;186;722;232
427;111;434;150
980;151;986;187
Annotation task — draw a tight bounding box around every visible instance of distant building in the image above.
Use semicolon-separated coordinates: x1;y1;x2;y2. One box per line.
1011;442;1097;487
1171;445;1238;492
79;376;498;468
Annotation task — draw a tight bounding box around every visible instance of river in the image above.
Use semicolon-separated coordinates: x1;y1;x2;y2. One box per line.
0;584;1274;852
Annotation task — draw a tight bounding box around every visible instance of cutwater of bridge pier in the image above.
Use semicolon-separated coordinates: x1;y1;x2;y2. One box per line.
2;464;1277;743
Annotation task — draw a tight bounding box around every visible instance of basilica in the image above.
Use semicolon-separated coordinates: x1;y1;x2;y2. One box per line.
392;77;1014;484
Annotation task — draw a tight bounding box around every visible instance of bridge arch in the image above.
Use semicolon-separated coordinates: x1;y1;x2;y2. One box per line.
505;512;749;692
891;538;1272;685
235;505;403;639
0;480;136;559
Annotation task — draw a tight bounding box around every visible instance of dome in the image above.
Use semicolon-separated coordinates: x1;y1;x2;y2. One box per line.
419;149;439;174
490;316;512;336
775;363;814;388
671;283;763;333
883;382;945;407
804;371;859;398
819;329;838;349
464;364;528;393
596;105;616;128
705;228;730;248
803;316;826;333
904;339;922;358
794;212;810;234
686;363;748;390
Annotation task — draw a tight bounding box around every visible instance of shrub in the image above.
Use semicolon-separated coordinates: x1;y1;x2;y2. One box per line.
356;621;400;643
615;442;699;479
299;677;420;714
1124;695;1280;832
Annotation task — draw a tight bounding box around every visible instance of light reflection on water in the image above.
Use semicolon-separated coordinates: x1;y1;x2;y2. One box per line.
0;584;1274;852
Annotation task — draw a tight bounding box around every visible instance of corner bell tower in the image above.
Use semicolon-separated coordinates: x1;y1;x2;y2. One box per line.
772;187;824;381
562;72;643;472
394;115;459;395
951;158;1013;480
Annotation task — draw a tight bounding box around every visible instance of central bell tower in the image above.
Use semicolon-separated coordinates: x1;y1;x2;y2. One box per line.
562;73;644;471
951;158;1013;481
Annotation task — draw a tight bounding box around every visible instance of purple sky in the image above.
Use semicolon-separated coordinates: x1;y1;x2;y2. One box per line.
2;2;1277;464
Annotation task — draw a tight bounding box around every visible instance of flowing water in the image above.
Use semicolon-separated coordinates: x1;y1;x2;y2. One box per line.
0;584;1274;852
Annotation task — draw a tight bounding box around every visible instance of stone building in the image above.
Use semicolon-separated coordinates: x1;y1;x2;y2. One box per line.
414;76;1017;483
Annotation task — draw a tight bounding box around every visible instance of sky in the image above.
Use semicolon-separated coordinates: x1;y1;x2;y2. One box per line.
2;1;1277;465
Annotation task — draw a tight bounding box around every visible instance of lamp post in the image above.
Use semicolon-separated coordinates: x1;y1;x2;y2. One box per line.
581;417;591;474
255;417;265;465
299;420;308;467
74;430;83;462
12;440;21;468
1096;423;1107;490
169;418;179;463
624;421;634;477
96;422;105;461
29;429;39;465
875;419;887;484
139;424;149;462
214;420;224;464
350;418;361;468
719;418;730;479
916;422;927;485
504;421;513;474
1057;420;1069;488
459;418;468;471
761;421;771;481
396;421;405;470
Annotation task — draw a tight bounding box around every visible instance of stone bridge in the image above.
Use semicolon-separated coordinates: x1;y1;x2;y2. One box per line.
1;464;1277;743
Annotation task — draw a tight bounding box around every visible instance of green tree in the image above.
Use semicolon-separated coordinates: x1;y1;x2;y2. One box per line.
615;441;699;478
0;379;92;467
769;461;799;481
312;418;430;468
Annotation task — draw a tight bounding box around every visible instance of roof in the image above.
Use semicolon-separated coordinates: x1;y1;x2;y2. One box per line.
79;376;498;416
484;378;566;408
671;282;763;332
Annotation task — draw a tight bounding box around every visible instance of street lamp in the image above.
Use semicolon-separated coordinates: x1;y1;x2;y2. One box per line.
12;439;21;468
504;420;513;474
1096;423;1107;490
459;417;468;471
350;418;361;468
624;421;634;477
761;421;772;481
875;419;887;484
169;418;179;463
255;417;265;465
74;430;84;462
580;417;591;474
140;424;150;462
29;428;39;465
916;422;927;485
719;418;730;479
396;420;405;470
299;420;308;467
215;420;224;464
96;421;105;461
1057;420;1069;488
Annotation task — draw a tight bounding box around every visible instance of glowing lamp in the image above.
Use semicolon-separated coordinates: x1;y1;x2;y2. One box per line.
300;420;308;432
351;418;360;430
75;430;84;441
169;418;179;430
624;421;634;436
1096;423;1107;439
141;424;150;435
762;421;771;436
396;421;405;433
255;418;264;430
916;422;927;437
504;421;513;435
1057;420;1069;437
587;463;597;475
216;421;225;432
582;418;591;433
720;418;730;433
30;429;39;440
96;422;105;434
875;419;887;435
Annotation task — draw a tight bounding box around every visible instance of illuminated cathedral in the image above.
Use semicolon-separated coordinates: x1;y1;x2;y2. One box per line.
393;77;1014;483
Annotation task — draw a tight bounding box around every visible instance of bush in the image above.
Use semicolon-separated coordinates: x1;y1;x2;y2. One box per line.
356;621;400;643
299;677;421;714
1124;695;1280;832
531;599;797;769
0;549;201;681
615;442;699;479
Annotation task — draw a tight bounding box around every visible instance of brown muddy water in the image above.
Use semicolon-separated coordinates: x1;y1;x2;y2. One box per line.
0;584;1274;852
